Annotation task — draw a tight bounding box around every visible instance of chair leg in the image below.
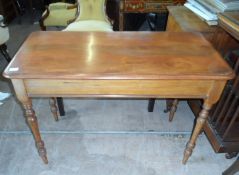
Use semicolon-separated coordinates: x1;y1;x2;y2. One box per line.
169;99;179;122
39;6;49;31
0;44;11;63
49;97;65;121
39;21;46;31
148;98;155;112
223;157;239;175
164;99;174;113
56;97;65;116
49;98;59;121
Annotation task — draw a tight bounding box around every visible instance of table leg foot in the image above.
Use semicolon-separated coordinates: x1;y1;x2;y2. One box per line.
49;98;59;121
182;105;210;164
23;102;48;164
36;141;48;164
182;142;195;164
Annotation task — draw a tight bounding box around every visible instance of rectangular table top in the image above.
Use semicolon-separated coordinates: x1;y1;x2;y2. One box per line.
3;31;234;80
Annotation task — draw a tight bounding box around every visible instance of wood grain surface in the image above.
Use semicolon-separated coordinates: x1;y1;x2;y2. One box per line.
3;31;234;80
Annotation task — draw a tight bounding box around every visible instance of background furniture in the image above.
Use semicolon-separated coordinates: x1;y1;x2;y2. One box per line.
0;0;19;24
4;0;45;24
206;11;239;157
210;50;239;158
106;0;120;30
166;6;239;158
167;6;217;41
119;0;186;31
0;15;11;63
64;0;113;31
40;0;113;117
39;1;78;30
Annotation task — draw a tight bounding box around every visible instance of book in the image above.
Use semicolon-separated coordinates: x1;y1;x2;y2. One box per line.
184;2;218;25
206;0;239;12
195;0;221;13
187;0;218;20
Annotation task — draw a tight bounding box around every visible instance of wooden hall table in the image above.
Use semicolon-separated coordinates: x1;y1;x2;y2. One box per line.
3;31;234;164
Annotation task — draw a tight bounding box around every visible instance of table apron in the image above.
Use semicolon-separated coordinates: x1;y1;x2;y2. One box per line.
24;79;213;98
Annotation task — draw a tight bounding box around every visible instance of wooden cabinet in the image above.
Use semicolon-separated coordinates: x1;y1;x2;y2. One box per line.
119;0;186;30
123;0;184;12
0;0;17;23
167;6;239;156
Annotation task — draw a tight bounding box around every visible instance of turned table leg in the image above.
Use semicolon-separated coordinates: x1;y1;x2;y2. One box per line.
11;79;48;164
169;99;179;122
182;104;211;164
23;101;48;164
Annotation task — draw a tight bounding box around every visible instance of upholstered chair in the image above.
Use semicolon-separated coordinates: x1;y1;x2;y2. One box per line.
39;2;78;31
63;0;113;31
40;0;113;118
0;15;11;63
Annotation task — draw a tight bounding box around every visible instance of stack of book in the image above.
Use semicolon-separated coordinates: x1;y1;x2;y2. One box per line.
184;0;239;26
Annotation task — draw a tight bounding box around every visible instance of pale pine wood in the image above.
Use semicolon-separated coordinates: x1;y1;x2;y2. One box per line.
24;79;213;98
3;32;234;164
11;79;48;164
